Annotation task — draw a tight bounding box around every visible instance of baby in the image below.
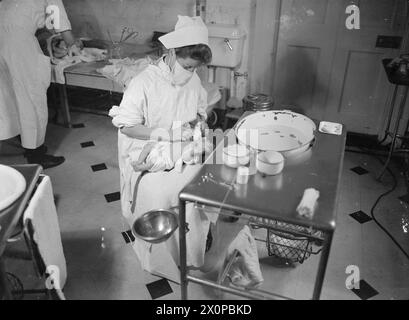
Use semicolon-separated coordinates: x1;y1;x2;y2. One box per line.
130;123;213;173
131;137;213;173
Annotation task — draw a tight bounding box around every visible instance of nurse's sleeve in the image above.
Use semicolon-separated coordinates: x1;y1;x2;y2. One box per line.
45;0;72;33
109;77;147;128
197;85;208;121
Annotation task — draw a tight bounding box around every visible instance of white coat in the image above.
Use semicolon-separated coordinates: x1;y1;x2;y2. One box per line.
0;0;71;149
110;58;215;282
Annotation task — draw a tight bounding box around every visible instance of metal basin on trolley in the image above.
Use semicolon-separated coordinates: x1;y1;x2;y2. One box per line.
235;110;316;158
132;209;179;244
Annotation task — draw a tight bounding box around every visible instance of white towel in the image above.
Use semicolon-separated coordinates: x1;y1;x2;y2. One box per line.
297;188;320;219
226;225;263;289
52;56;82;84
23;176;67;290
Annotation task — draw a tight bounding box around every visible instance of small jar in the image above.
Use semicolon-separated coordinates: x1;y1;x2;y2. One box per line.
236;166;250;185
109;42;122;59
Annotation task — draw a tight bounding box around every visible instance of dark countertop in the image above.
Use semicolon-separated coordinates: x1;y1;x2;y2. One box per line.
180;118;346;232
0;165;42;256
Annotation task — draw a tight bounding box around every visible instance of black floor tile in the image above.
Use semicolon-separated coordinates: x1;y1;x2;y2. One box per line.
350;211;373;224
146;279;173;300
91;163;107;172
81;141;95;148
121;232;131;244
351;280;379;300
126;230;135;242
350;166;369;175
72;123;85;128
104;192;120;203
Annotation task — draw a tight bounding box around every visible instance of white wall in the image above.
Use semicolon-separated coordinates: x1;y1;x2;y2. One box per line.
63;0;195;43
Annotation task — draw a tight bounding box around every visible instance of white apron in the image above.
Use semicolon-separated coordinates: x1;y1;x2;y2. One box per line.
111;59;212;282
119;136;214;283
0;0;71;149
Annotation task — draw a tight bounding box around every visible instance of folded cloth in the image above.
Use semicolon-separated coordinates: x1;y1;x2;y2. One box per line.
297;188;320;219
226;225;263;289
97;57;152;89
23;175;67;290
52;55;82;84
79;48;107;63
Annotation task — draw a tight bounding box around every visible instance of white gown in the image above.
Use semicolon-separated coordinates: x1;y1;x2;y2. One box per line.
110;59;215;282
0;0;71;149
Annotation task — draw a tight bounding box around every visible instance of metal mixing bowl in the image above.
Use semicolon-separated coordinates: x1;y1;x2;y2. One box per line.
132;209;179;244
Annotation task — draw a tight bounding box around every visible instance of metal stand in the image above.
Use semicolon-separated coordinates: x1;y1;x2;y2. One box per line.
178;200;333;300
57;84;72;128
377;85;409;180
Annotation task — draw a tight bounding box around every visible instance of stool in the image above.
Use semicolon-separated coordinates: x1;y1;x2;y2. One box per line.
377;59;409;180
222;108;245;131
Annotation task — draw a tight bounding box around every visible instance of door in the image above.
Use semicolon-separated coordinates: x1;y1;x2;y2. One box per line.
274;0;407;134
325;0;407;134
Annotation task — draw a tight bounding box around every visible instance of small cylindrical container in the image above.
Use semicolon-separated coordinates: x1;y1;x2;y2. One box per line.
256;151;285;176
222;144;250;168
236;166;250;185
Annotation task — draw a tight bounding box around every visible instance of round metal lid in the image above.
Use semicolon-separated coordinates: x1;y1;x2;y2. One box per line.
243;94;274;110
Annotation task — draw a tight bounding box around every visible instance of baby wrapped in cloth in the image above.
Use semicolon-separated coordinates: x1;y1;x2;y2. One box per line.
129;124;213;173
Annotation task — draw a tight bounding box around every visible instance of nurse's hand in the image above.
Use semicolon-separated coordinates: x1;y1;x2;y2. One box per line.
167;128;191;142
131;142;155;172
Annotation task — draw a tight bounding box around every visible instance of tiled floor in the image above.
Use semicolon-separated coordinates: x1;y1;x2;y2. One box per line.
1;111;409;300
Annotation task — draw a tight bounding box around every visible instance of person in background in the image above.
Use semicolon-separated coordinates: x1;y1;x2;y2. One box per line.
0;0;81;168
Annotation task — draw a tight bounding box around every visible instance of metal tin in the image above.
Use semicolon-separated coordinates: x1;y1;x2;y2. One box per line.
243;93;274;112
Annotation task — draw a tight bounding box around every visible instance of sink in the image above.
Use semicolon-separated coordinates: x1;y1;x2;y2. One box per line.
0;165;26;212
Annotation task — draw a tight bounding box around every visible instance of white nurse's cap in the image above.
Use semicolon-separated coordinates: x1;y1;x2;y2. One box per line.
159;15;209;49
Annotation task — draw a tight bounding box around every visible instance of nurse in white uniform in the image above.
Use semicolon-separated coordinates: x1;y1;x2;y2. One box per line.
110;16;214;282
0;0;80;168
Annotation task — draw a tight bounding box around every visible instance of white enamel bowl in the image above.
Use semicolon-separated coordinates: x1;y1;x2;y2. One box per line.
235;110;316;157
0;165;26;212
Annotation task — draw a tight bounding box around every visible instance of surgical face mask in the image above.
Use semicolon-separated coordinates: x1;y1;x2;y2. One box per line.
171;60;194;86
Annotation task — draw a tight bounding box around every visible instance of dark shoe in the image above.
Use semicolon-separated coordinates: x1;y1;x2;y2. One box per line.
26;154;65;169
24;145;48;157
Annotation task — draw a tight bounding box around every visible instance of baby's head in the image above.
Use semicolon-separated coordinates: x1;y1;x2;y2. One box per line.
181;138;213;164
